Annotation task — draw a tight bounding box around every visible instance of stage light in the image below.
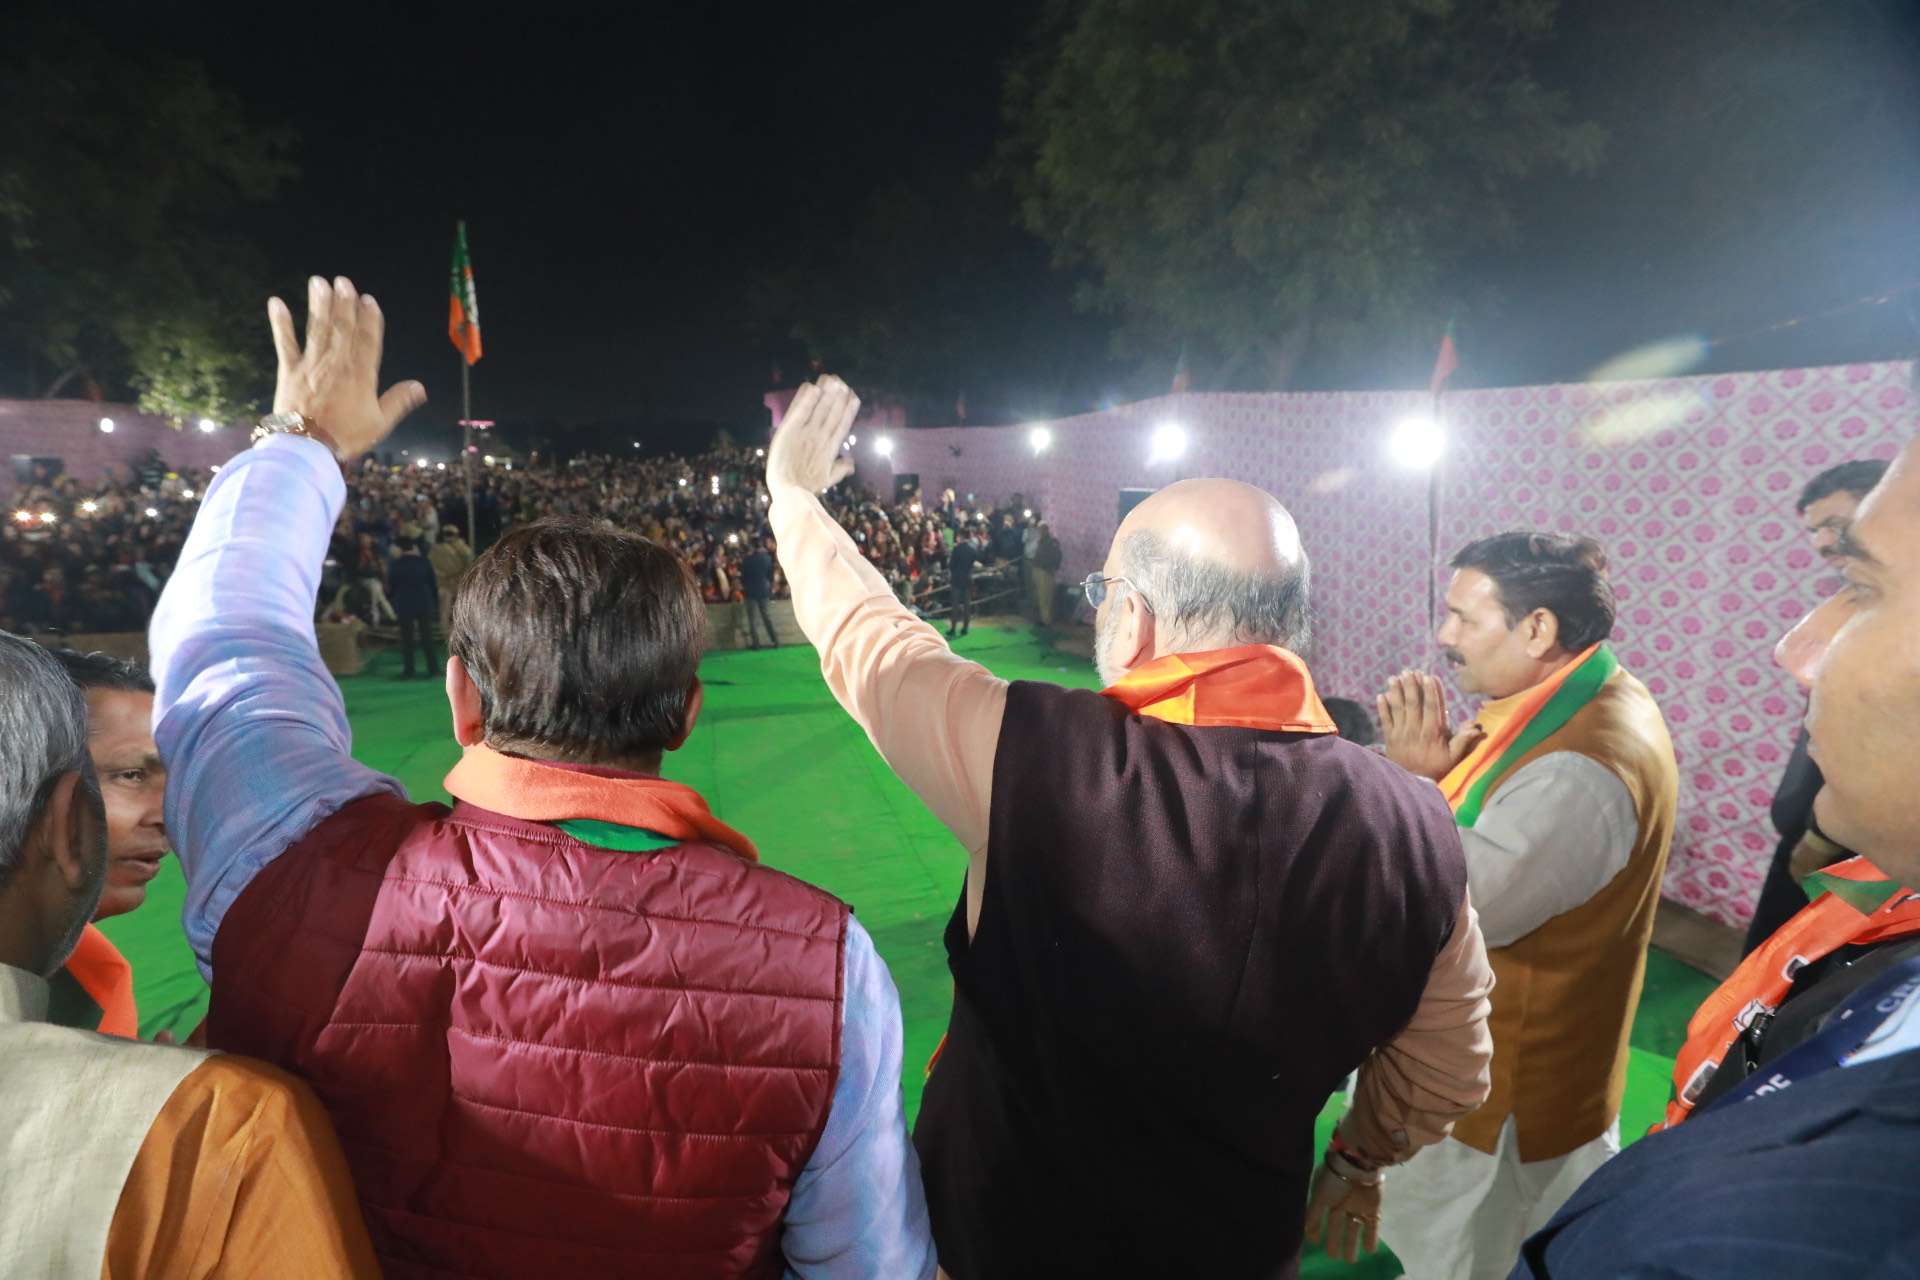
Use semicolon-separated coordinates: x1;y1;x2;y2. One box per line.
875;437;894;458
98;417;115;434
81;501;98;514
144;507;158;518
1388;417;1446;470
1148;422;1188;464
197;418;217;433
1029;426;1053;454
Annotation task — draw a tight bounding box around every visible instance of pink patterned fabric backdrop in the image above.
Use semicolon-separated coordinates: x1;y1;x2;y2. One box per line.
882;362;1914;927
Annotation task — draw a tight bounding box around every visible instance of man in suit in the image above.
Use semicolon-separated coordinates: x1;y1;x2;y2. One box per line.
947;530;981;638
387;535;439;679
740;537;780;649
1511;438;1919;1278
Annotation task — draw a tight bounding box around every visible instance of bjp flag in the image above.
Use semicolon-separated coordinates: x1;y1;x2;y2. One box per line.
449;220;483;365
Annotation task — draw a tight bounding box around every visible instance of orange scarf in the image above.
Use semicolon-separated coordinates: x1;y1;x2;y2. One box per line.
1100;645;1337;732
1662;856;1920;1128
444;743;758;862
1438;642;1605;813
63;923;139;1039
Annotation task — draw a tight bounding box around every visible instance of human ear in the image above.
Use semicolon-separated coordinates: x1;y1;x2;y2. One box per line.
1120;587;1157;669
446;656;487;747
1525;609;1561;659
667;678;704;752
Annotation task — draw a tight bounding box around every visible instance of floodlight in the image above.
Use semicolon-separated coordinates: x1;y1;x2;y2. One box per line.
1029;426;1053;454
1388;417;1446;470
876;437;895;458
1148;422;1188;463
99;418;115;434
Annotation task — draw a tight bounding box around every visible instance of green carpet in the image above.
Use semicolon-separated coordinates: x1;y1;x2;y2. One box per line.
99;624;1716;1276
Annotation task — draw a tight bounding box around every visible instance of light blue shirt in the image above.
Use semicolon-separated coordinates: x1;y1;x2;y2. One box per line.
149;434;935;1280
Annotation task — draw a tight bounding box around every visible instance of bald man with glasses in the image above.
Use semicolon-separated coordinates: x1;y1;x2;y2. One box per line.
768;377;1494;1280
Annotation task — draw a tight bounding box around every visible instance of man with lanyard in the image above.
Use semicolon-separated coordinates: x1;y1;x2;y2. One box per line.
768;376;1494;1280
1375;532;1678;1280
1741;459;1889;954
1510;442;1920;1278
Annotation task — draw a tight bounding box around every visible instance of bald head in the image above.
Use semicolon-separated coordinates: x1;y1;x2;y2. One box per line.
1097;480;1311;677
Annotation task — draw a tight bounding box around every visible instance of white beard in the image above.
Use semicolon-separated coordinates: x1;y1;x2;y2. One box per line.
1094;601;1125;688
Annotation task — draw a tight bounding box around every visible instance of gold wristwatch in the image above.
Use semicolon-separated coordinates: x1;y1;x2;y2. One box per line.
252;412;343;457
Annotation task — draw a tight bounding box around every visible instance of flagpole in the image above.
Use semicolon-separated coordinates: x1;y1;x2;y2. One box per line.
461;348;474;548
1428;388;1442;629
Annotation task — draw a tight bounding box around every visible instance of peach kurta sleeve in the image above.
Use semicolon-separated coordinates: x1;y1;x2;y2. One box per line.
102;1055;379;1280
1339;895;1496;1165
769;489;1006;861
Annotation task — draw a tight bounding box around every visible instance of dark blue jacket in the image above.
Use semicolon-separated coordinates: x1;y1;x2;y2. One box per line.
1511;1044;1920;1280
740;550;775;601
388;552;439;617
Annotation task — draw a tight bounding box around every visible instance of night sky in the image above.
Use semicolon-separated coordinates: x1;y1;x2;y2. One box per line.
31;1;1920;454
97;0;1043;453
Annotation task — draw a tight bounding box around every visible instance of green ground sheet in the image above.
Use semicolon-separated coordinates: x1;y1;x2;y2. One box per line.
100;624;1716;1276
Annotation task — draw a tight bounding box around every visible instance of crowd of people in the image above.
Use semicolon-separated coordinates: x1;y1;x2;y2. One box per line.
1;441;1061;642
2;275;1917;1280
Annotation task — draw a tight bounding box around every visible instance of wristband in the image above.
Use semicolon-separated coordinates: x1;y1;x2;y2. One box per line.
1328;1132;1387;1174
1322;1148;1383;1188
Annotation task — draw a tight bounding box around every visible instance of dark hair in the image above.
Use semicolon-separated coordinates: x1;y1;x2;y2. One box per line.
1450;531;1616;652
51;648;154;695
1796;459;1890;514
1322;697;1377;746
449;518;706;765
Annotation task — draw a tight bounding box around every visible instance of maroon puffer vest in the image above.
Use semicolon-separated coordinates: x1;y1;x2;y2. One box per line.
209;793;848;1280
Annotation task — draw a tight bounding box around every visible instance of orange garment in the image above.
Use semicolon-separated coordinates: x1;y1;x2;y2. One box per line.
65;923;140;1039
1100;644;1337;732
104;1054;379;1280
1662;856;1920;1128
444;742;758;861
1439;642;1603;810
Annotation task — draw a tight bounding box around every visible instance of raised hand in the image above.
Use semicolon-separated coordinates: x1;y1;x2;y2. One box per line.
767;376;860;496
1378;670;1481;781
267;275;427;459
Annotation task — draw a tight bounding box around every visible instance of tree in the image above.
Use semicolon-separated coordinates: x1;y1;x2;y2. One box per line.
752;164;1125;425
0;22;294;421
1002;0;1602;388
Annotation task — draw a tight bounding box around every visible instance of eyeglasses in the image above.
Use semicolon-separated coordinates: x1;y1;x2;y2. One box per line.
1082;573;1153;613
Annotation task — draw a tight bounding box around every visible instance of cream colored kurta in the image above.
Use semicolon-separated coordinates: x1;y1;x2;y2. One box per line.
0;962;380;1280
0;963;203;1278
